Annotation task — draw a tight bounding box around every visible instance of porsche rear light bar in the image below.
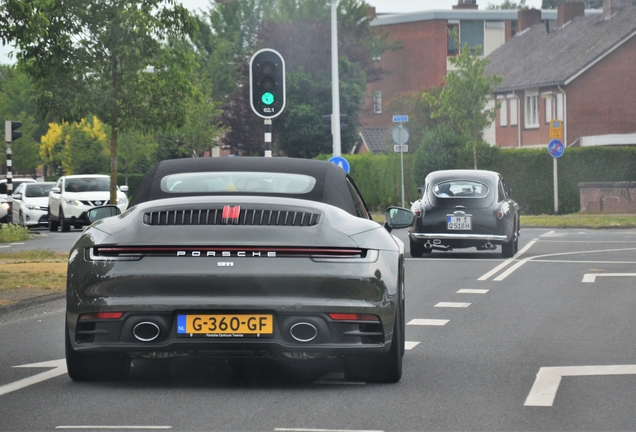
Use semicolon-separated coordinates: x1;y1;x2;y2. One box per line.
88;246;372;261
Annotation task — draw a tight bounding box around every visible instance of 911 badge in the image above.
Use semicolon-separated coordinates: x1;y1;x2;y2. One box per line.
218;262;233;267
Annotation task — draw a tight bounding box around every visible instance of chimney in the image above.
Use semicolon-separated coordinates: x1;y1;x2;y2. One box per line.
368;6;376;18
453;0;478;10
558;2;585;27
604;0;631;19
518;8;542;32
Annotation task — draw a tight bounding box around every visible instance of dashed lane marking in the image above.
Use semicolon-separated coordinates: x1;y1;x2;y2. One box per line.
405;341;420;350
457;289;489;294
407;319;449;326
582;273;636;283
435;302;470;308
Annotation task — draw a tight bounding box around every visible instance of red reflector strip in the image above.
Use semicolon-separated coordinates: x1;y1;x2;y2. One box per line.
329;313;380;322
79;312;124;320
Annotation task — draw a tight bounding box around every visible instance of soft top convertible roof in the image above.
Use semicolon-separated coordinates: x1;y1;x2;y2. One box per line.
129;157;359;215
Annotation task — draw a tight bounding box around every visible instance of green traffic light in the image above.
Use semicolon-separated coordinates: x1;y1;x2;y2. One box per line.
261;92;275;106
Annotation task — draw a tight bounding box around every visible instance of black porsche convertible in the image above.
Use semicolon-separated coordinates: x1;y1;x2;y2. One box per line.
409;169;520;258
65;157;414;383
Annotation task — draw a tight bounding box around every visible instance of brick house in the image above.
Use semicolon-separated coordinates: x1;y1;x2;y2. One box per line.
356;0;568;153
485;0;636;149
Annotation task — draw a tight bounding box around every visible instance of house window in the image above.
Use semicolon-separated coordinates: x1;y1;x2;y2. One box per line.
499;99;508;127
524;90;539;128
373;91;382;114
447;23;459;56
509;97;518;126
545;97;552;123
556;94;564;121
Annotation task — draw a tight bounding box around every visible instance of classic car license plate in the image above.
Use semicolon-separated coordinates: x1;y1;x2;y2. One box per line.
176;314;273;337
447;215;472;230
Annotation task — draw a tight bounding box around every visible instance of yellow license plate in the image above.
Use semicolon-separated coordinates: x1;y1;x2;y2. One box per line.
177;314;273;336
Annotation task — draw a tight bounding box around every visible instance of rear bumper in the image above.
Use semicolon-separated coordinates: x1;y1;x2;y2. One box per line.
410;232;508;242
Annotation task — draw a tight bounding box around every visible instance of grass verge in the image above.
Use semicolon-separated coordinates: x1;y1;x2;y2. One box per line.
521;213;636;228
0;250;67;305
0;224;33;243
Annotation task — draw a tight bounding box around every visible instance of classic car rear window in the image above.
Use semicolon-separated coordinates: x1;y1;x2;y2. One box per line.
432;180;489;198
160;172;317;194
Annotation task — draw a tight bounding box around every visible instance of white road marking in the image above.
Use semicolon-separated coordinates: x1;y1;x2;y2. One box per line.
0;245;9;249
407;319;449;326
9;242;25;245
582;273;636;283
493;247;636;282
56;428;171;430
435;302;470;308
0;359;67;397
405;341;420;350
524;365;636;407
457;289;489;294
478;239;538;281
275;429;383;432
540;231;567;238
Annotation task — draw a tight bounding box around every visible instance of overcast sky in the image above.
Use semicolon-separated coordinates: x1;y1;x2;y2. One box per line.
1;0;544;65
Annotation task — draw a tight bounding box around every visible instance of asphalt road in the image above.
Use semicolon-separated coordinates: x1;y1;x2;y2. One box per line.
1;227;636;431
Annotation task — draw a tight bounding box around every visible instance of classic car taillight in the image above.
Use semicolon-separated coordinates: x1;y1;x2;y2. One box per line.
497;210;505;219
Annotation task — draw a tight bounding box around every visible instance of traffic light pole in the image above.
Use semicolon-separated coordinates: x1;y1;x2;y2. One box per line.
4;120;22;224
264;119;272;158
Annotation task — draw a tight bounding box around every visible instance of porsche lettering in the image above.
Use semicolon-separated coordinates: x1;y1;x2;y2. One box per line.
176;251;277;257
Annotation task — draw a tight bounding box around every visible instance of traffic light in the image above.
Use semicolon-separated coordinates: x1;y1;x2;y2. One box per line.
322;114;349;132
249;49;286;119
4;121;23;143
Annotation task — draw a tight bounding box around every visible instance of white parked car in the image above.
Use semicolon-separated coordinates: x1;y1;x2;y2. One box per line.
11;182;56;228
48;175;128;232
0;178;37;224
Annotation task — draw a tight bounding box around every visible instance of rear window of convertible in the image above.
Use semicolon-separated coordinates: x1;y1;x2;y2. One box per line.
160;172;317;194
432;180;489;198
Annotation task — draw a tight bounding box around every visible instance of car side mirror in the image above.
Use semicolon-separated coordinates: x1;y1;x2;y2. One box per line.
119;185;129;193
51;187;61;194
384;206;415;232
86;205;121;223
12;193;22;200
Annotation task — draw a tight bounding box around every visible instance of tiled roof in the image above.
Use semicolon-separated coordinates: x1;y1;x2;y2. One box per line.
359;128;391;153
485;7;636;93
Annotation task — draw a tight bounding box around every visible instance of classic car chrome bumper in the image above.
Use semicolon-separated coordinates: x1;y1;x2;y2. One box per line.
410;233;508;242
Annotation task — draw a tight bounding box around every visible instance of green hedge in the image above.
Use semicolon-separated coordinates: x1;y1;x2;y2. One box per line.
326;146;636;215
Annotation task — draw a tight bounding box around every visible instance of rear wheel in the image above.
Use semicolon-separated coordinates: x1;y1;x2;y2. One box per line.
409;237;425;258
49;210;59;232
60;209;70;232
344;307;403;383
502;221;518;258
65;323;131;381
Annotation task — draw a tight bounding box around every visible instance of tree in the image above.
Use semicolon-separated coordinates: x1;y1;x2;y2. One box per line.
487;0;527;9
193;0;392;157
424;29;502;169
118;131;159;184
412;125;465;186
6;0;198;204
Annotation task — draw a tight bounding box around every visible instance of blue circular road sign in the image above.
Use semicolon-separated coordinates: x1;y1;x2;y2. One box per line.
548;139;565;158
328;156;350;173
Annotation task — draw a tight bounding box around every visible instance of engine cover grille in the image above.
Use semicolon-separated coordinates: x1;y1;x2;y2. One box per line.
143;208;320;227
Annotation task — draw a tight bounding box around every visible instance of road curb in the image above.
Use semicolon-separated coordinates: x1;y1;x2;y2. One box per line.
0;292;65;316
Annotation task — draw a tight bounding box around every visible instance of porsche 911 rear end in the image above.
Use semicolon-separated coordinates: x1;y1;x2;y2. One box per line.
66;196;405;383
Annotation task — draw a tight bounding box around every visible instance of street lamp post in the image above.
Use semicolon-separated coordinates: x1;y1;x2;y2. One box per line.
331;0;341;157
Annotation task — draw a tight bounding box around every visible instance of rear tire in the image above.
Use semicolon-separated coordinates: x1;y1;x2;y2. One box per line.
344;307;403;383
65;323;130;381
409;237;425;258
60;209;70;232
49;210;59;232
502;221;517;258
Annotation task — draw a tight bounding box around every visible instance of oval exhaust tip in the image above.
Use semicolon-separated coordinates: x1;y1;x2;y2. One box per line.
133;321;160;342
290;322;318;342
